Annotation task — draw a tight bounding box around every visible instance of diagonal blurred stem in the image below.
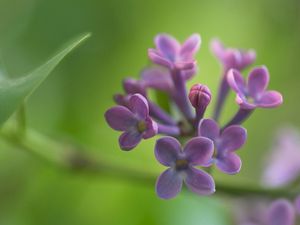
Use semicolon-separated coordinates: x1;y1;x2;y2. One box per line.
0;124;297;200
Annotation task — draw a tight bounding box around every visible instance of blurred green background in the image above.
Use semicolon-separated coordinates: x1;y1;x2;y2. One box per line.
0;0;299;224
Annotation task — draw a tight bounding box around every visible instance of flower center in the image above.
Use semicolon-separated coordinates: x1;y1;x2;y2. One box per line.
175;159;188;171
247;96;255;104
137;121;147;133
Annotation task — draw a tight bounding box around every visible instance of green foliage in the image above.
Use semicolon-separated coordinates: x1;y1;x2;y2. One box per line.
0;33;90;126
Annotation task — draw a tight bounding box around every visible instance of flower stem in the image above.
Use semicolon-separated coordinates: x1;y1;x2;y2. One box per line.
170;69;194;120
0;125;297;200
157;123;180;136
223;108;254;129
148;101;177;125
213;70;229;122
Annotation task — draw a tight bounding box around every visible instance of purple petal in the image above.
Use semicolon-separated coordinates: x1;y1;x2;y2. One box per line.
113;94;130;107
223;49;243;69
123;78;146;96
210;38;225;61
142;117;158;139
129;94;149;119
248;66;270;97
184;137;214;166
241;50;256;68
174;61;196;70
267;199;295;225
154;34;180;61
182;66;198;80
155;168;182;199
220;125;247;152
155;137;181;166
198;119;220;141
256;90;283;108
148;49;173;68
262;127;300;187
184;167;215;195
105;106;136;131
227;69;246;95
119;130;142;150
180;34;201;60
216;152;242;174
141;67;173;92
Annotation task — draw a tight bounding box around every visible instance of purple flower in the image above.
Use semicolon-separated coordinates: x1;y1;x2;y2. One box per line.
105;94;158;150
148;33;201;70
262;127;300;188
155;136;215;199
266;199;295;225
198;119;247;174
227;66;283;110
211;38;256;70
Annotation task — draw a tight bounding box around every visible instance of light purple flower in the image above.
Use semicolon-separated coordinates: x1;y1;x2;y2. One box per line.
227;66;283;110
266;199;295;225
262;127;300;188
211;38;256;70
105;94;158;150
148;33;201;70
198;119;247;174
155;136;215;199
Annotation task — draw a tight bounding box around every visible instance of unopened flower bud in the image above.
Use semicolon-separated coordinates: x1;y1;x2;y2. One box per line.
189;84;211;108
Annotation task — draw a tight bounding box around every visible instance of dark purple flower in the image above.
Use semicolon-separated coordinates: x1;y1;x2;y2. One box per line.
198;119;247;174
227;66;283;110
266;199;295;225
105;94;158;150
148;33;200;70
262;127;300;188
211;38;256;70
155;136;215;199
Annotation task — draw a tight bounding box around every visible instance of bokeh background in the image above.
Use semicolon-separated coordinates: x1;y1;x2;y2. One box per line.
0;0;299;224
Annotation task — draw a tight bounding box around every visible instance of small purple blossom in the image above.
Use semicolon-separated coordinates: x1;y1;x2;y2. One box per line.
148;33;201;71
262;127;300;188
198;119;247;174
155;136;215;199
227;66;283;110
266;199;295;225
105;94;158;150
211;38;256;71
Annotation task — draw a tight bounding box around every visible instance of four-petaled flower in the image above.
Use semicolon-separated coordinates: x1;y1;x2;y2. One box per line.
148;33;201;70
155;136;215;199
198;119;247;174
211;38;256;71
105;94;158;150
227;66;283;110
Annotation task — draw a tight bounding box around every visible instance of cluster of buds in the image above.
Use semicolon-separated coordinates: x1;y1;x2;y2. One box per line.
104;33;283;199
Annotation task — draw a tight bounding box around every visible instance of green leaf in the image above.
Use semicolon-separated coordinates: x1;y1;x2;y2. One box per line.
0;33;91;126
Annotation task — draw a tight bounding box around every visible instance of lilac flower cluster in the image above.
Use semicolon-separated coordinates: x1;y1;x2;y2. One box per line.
105;33;283;199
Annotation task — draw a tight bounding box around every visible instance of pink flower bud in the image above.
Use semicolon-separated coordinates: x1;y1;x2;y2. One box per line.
189;84;211;108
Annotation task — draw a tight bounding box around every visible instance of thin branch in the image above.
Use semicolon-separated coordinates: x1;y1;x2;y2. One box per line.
0;124;298;199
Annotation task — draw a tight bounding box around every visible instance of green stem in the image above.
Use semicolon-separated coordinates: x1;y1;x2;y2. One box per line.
0;125;298;199
16;102;27;135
